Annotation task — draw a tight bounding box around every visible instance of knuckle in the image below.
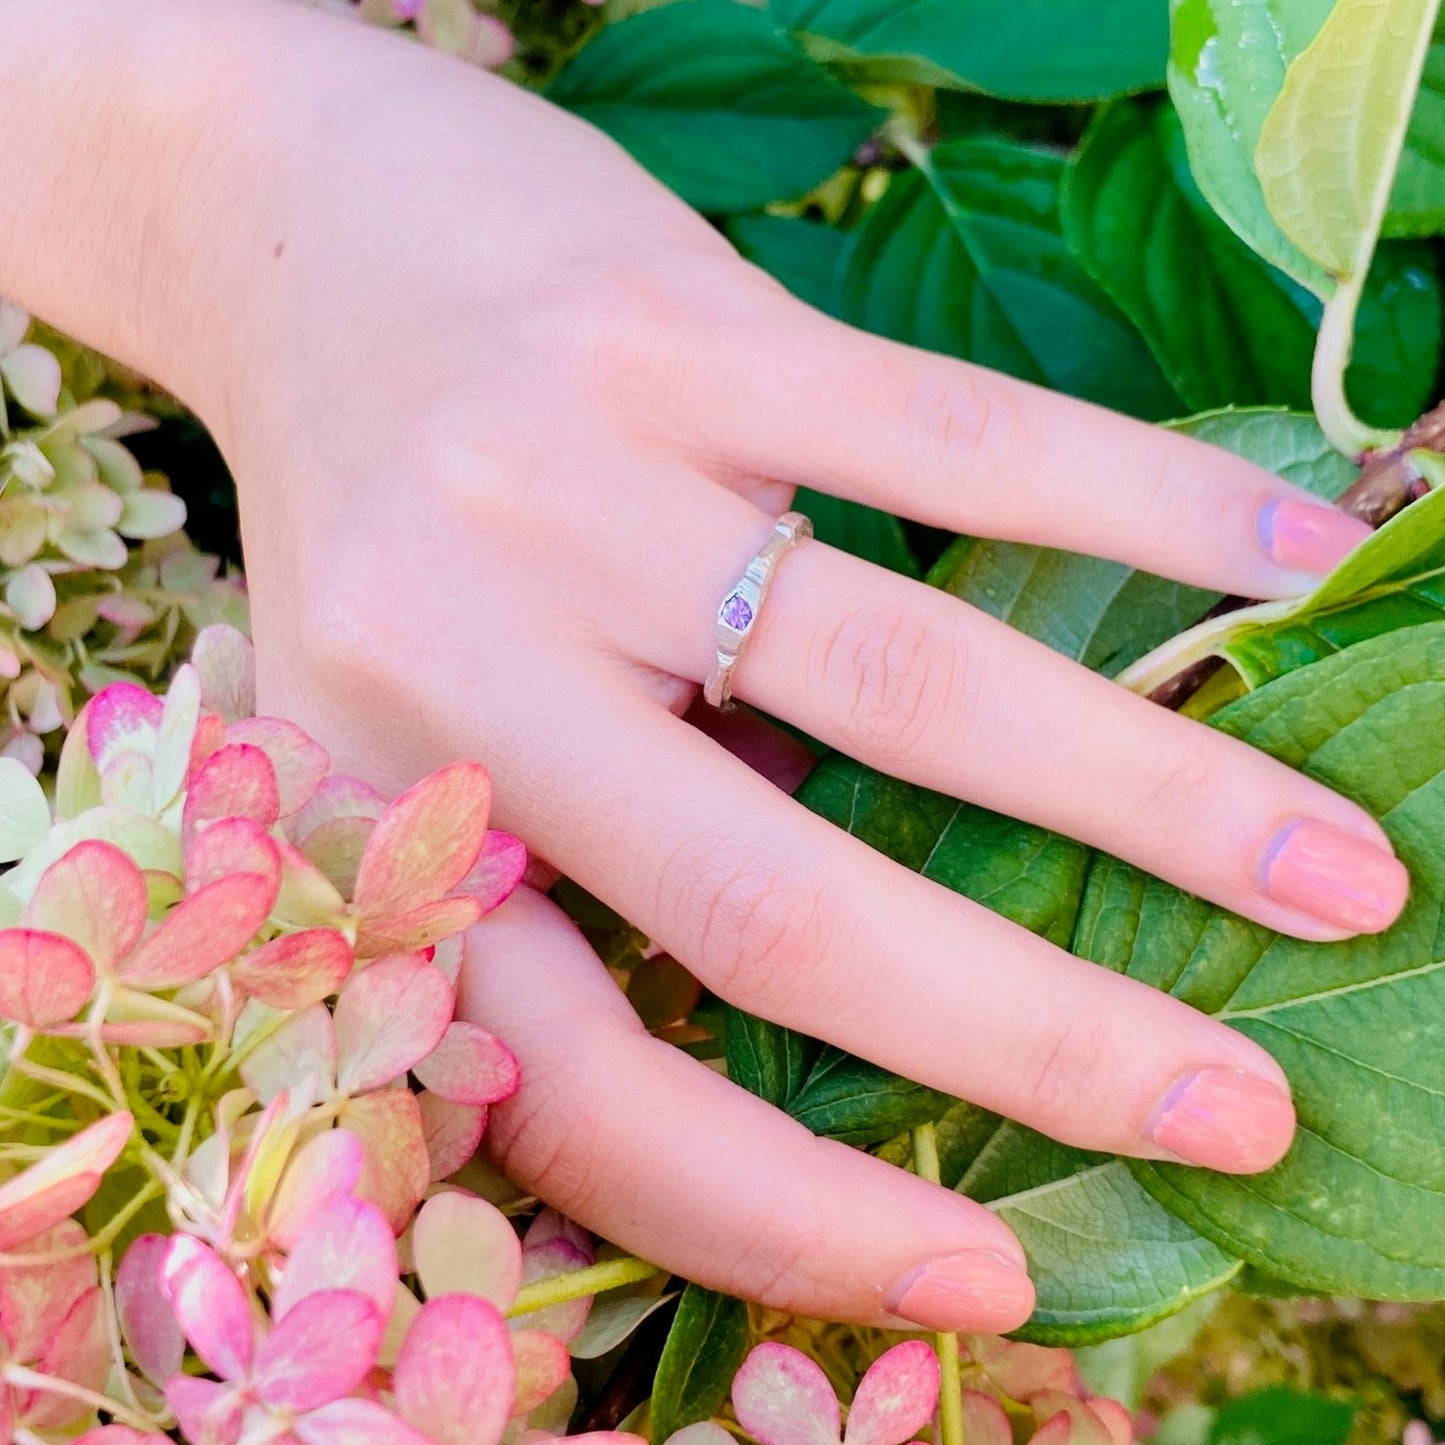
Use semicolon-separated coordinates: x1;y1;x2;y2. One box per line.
721;1191;830;1304
895;367;1025;491
661;832;835;1012
1015;1010;1113;1128
487;1078;607;1220
818;600;970;762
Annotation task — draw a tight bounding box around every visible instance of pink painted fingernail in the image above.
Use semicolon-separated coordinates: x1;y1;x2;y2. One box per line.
1147;1067;1296;1172
1258;499;1372;578
1262;819;1410;933
884;1250;1035;1333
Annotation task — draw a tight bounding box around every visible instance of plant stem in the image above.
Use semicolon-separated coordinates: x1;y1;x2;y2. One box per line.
2;1365;160;1431
912;1122;964;1445
1312;270;1399;459
509;1255;663;1316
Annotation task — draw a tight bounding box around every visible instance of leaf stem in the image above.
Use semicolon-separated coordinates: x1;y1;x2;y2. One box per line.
912;1122;963;1445
509;1256;663;1317
1312;268;1398;459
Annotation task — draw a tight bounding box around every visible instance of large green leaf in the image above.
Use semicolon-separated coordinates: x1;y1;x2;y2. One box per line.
1387;38;1445;237
1062;101;1442;425
1108;624;1445;1297
547;0;882;213
1255;0;1441;284
930;411;1355;678
1208;1387;1355;1445
925;1105;1239;1344
650;1286;750;1441
771;0;1168;102
732;758;1234;1342
840;139;1182;420
794;490;920;578
1121;483;1445;694
1167;0;1336;292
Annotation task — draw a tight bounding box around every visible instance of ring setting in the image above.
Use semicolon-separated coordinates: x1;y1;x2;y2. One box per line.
704;510;813;711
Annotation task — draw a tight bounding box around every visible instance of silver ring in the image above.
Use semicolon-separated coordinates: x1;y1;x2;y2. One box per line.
704;510;813;712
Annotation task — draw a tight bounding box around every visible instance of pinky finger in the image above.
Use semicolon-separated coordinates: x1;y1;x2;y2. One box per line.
458;886;1036;1333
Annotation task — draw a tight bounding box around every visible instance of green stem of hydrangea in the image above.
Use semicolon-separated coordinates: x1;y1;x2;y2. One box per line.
1312;270;1399;460
912;1122;964;1445
508;1255;663;1317
2;1365;161;1431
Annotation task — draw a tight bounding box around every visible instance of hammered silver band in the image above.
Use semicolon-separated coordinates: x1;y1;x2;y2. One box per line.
704;510;813;712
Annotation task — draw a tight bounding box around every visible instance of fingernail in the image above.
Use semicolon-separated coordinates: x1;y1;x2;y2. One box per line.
1258;498;1372;578
1147;1067;1296;1172
1262;819;1410;933
885;1250;1035;1333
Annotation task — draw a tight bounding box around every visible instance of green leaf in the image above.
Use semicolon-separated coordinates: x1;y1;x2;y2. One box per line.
723;1007;819;1105
1167;0;1335;293
1125;483;1445;694
930;411;1355;678
767;757;1235;1341
547;0;882;213
1255;0;1441;284
1110;623;1445;1297
1387;38;1445;237
1208;1386;1355;1445
1225;485;1445;682
1062;101;1443;425
786;1047;952;1144
771;0;1169;102
728;214;848;313
793;489;920;578
938;1109;1239;1345
840;138;1182;420
650;1286;750;1441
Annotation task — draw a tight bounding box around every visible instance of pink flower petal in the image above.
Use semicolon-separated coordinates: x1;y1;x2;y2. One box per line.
182;742;281;849
228;717;329;819
511;1328;571;1415
458;831;527;912
273;1194;397;1323
232;928;353;1010
97;1016;209;1047
152;664;202;812
160;1235;255;1381
294;1398;435;1445
524;1209;592;1255
0;1219;96;1364
274;840;349;931
254;1289;381;1412
191;626;256;725
75;1428;171;1444
416;1092;486;1182
353;762;491;918
302;816;375;898
412;1192;522;1307
241;1003;337;1104
119;870;276;990
356;894;484;957
28;1284;109;1428
26;839;147;973
843;1342;940;1445
1087;1399;1134;1445
394;1293;514;1445
1030;1396;1118;1445
268;1128;365;1251
967;1337;1075;1403
413;1021;518;1107
510;1238;593;1347
1030;1415;1073;1445
0;1112;131;1250
166;1374;243;1445
291;775;387;843
733;1343;842;1445
0;927;95;1027
333;952;453;1095
340;1091;430;1233
185;815;281;895
116;1234;184;1387
86;683;162;775
661;1427;734;1445
958;1393;1011;1445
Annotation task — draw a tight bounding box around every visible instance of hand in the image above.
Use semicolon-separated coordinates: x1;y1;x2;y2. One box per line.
2;0;1408;1334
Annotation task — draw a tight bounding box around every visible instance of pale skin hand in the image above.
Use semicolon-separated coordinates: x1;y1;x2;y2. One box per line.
1;0;1411;1334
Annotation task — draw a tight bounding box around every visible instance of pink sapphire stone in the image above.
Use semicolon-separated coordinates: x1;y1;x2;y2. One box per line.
721;593;754;630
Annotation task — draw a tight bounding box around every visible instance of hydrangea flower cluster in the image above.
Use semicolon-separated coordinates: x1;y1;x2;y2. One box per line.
0;624;631;1443
0;299;244;776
